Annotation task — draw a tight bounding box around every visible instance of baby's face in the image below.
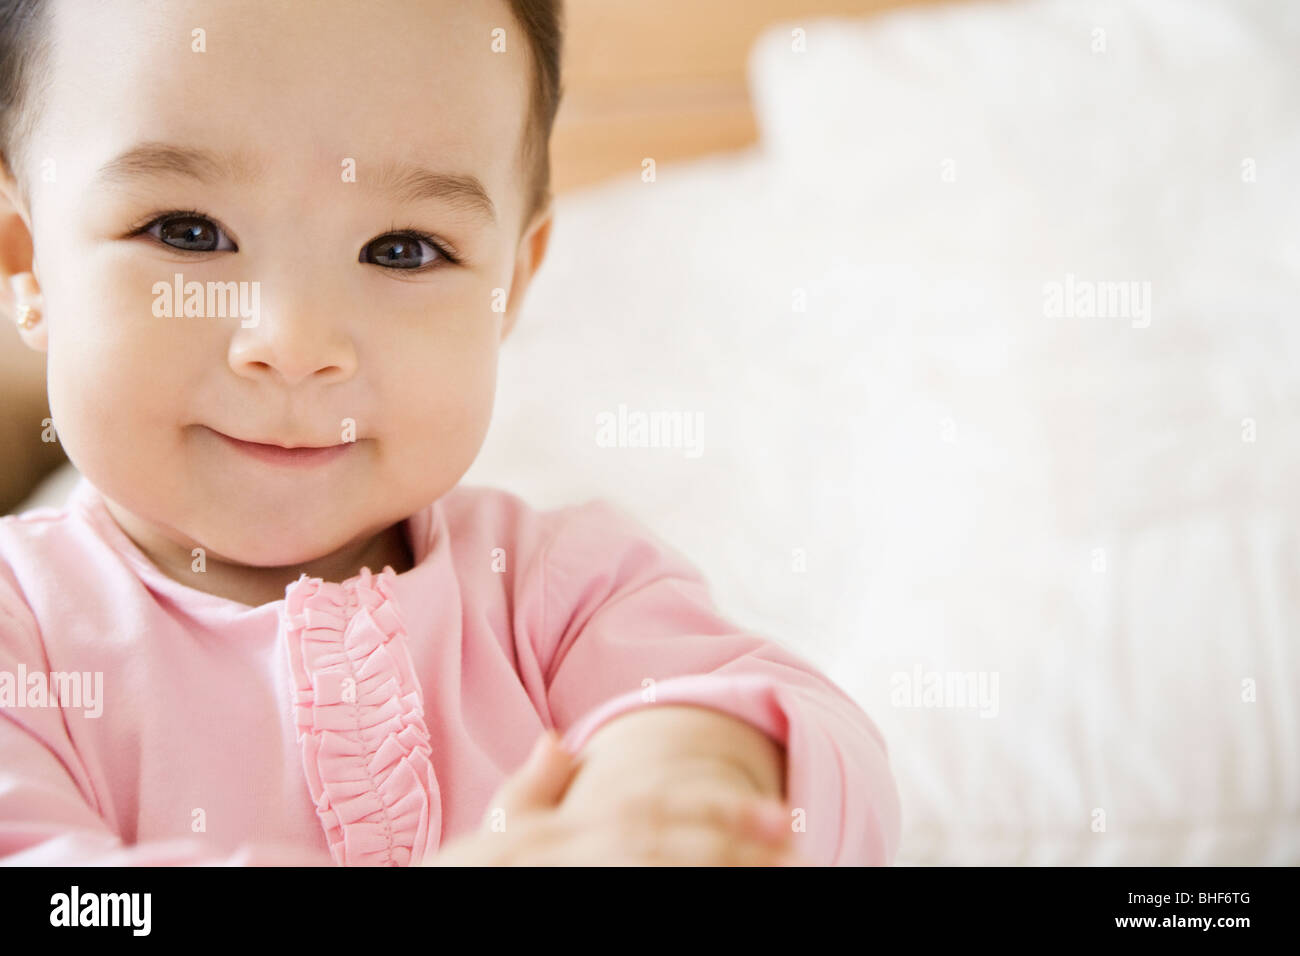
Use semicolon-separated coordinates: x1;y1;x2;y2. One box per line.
17;0;549;568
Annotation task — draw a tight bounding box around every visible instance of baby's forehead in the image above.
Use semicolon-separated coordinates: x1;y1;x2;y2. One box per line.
41;0;531;213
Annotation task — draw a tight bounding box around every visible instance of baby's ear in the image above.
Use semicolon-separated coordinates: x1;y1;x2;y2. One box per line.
0;159;38;325
501;202;555;343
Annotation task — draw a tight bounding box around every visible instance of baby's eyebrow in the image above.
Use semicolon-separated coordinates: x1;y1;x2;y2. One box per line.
369;158;497;226
93;142;265;188
92;142;497;226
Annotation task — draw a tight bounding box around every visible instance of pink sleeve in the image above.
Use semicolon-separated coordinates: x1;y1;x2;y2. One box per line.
0;580;331;867
539;501;902;866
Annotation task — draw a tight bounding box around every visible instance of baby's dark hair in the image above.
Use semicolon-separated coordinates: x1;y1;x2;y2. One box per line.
0;0;564;231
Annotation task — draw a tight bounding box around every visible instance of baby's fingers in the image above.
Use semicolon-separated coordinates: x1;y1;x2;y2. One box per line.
530;816;790;867
484;730;577;825
614;782;796;849
642;820;798;867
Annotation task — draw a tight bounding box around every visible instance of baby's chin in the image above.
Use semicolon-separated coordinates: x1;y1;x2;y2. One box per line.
115;489;380;573
196;533;342;571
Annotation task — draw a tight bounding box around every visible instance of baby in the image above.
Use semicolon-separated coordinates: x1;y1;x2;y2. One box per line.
0;0;900;865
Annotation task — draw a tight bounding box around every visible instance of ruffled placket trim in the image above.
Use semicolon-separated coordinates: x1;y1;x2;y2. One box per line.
281;566;441;866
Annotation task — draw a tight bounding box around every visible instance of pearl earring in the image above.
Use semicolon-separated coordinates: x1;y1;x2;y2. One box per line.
15;302;41;330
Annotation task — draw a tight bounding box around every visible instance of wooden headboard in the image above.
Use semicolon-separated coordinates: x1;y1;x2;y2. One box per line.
552;0;952;193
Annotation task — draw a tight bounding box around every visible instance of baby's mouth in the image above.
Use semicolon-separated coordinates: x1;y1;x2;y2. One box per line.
204;426;356;468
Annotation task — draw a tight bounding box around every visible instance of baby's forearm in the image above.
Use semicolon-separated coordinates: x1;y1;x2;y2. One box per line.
566;704;786;800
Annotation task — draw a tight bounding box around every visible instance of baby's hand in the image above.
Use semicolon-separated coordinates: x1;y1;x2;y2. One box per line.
424;730;806;866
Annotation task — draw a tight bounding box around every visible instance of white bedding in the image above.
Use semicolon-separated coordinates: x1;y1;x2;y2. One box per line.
18;0;1299;864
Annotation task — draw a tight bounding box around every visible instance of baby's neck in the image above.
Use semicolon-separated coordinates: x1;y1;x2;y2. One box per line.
208;523;416;608
100;496;415;608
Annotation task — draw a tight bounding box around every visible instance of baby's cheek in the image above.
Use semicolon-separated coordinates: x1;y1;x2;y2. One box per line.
43;256;198;450
417;382;495;460
45;340;158;479
385;354;497;490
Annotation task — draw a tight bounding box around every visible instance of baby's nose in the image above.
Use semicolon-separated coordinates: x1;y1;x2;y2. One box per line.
227;295;358;388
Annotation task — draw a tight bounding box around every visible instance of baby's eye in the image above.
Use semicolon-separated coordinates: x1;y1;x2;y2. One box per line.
146;214;236;253
360;233;450;271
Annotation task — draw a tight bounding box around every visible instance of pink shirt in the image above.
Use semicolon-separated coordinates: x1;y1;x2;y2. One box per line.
0;475;900;865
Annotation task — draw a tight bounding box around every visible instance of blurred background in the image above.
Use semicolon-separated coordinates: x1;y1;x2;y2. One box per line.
6;0;1298;864
550;0;948;192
